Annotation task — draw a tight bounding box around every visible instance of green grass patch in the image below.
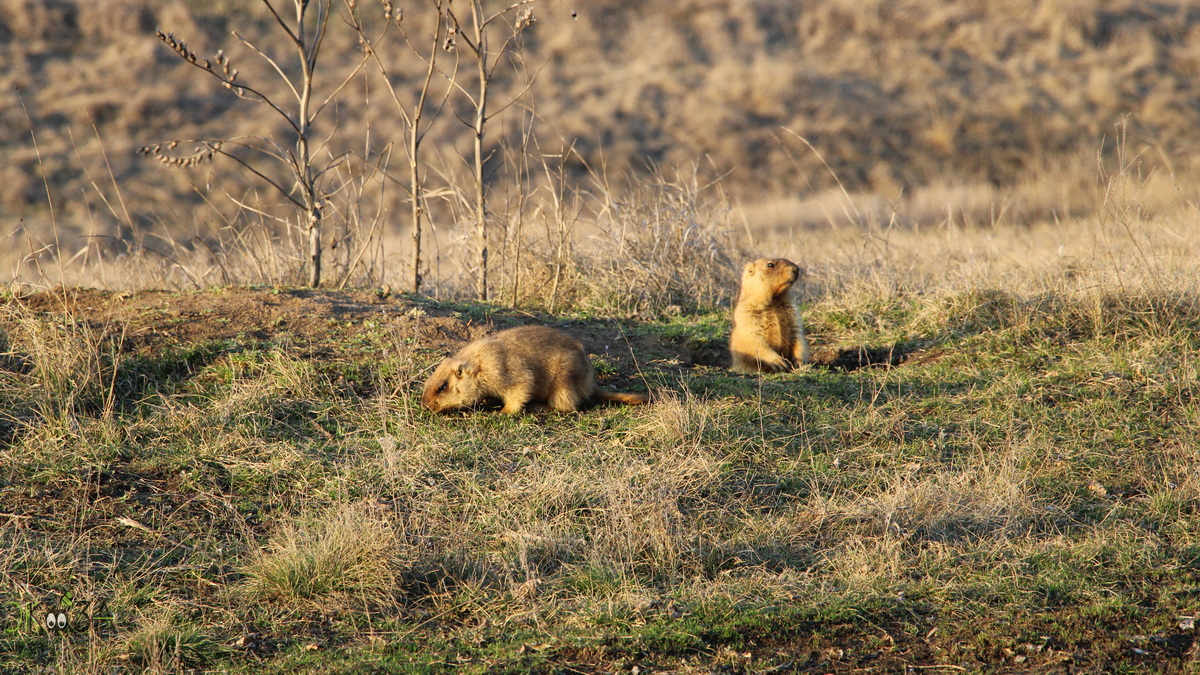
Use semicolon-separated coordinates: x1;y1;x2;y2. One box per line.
3;285;1200;672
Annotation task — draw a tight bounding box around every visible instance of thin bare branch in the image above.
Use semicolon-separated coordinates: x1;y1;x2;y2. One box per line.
443;8;478;55
312;49;371;119
224;195;291;228
483;0;540;27
259;0;302;46
215;145;307;209
233;30;304;108
487;57;546;120
307;0;333;74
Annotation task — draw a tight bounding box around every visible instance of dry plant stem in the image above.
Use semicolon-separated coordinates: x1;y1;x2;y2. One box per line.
16;89;63;290
411;94;428;294
407;4;448;294
782;127;864;227
506;114;536;307
285;0;324;287
539;143;579;315
400;1;450;294
471;4;490;301
445;0;539;300
347;0;452;294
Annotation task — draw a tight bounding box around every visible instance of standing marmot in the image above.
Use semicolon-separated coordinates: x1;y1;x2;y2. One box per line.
729;257;811;373
421;325;648;414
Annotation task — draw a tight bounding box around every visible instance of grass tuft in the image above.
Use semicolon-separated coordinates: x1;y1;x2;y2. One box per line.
122;606;224;673
241;501;406;609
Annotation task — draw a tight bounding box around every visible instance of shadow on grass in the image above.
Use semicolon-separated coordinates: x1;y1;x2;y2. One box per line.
811;343;945;371
113;340;230;407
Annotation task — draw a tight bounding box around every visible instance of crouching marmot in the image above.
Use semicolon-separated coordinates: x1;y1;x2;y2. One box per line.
729;257;811;373
422;325;648;414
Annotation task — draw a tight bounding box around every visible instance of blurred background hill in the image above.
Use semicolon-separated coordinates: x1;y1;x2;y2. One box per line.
2;0;1199;289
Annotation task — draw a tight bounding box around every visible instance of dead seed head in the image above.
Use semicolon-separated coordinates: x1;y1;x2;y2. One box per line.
515;9;535;31
380;0;401;24
156;28;199;64
139;140;219;170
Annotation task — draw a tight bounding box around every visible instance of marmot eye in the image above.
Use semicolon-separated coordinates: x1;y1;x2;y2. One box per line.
436;382;447;393
766;262;775;268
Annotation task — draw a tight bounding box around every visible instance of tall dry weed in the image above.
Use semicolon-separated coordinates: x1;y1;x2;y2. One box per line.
571;169;749;316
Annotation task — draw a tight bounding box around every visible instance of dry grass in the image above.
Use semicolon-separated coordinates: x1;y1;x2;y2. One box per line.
241;501;406;609
0;298;123;428
533;168;749;316
121;605;219;674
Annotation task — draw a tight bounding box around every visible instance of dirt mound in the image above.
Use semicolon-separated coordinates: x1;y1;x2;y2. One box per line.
14;287;453;348
4;288;699;383
5;287;930;378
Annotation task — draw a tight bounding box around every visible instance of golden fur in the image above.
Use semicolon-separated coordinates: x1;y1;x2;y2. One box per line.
422;325;647;414
729;257;811;373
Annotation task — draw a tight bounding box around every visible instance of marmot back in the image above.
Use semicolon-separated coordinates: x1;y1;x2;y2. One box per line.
729;257;811;373
422;325;647;414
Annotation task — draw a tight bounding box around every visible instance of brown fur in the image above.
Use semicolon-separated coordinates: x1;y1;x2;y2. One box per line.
421;325;648;414
729;257;811;373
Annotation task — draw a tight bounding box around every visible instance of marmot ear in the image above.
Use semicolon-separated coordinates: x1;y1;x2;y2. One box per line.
453;360;467;378
743;262;755;276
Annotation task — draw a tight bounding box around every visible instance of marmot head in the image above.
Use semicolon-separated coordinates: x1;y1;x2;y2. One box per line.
741;258;802;298
421;356;484;412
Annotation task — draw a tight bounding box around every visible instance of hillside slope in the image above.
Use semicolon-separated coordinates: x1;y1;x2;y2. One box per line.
2;0;1198;246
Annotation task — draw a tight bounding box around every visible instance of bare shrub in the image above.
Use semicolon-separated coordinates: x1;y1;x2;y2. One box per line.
344;0;453;295
443;0;542;301
145;0;365;288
